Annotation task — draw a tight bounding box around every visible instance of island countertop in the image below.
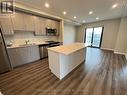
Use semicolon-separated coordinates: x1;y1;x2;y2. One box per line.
48;43;86;55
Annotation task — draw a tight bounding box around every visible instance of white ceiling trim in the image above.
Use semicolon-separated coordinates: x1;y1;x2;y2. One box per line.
14;2;81;25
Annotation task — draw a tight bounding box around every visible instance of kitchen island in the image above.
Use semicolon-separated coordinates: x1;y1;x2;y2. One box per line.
48;43;86;80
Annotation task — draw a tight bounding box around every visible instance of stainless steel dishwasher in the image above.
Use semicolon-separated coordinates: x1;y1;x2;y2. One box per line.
39;45;49;59
39;41;60;59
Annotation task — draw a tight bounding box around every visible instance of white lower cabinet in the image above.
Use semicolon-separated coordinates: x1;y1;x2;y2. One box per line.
8;46;40;68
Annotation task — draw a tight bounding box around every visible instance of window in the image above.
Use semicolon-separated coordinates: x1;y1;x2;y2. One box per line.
85;27;103;48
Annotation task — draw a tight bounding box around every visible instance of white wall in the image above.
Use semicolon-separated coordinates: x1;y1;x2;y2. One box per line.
76;25;85;43
115;17;127;54
76;18;121;50
5;31;58;45
63;23;76;45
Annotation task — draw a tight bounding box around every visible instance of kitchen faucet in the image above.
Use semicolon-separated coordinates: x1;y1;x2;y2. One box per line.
25;40;30;45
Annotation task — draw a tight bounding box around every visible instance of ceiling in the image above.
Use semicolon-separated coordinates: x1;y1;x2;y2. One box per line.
15;0;127;24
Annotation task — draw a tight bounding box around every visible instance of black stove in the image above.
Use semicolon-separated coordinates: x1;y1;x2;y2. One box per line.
45;41;60;44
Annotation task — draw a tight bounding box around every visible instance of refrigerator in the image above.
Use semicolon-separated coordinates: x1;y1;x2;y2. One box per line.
0;27;12;74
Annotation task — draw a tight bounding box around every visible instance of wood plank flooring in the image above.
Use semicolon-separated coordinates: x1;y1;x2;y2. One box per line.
0;47;127;95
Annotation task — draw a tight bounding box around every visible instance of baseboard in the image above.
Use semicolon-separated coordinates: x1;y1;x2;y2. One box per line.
101;48;114;51
114;52;126;55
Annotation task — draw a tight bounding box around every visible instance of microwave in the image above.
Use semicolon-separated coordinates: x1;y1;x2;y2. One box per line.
46;28;57;36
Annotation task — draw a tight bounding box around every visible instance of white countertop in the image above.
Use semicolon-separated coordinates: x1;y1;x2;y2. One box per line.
7;42;49;49
7;44;37;49
48;43;86;55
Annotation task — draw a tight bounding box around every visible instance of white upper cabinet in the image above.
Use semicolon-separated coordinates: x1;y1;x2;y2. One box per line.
34;16;42;35
45;19;59;29
34;16;46;35
51;20;59;35
45;19;52;28
45;19;59;35
23;14;35;31
11;12;26;31
0;11;59;35
40;18;47;35
51;20;59;29
34;18;59;36
0;15;14;35
11;12;35;31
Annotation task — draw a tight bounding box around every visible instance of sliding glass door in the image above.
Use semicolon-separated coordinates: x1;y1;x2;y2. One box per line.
85;28;93;46
85;27;103;48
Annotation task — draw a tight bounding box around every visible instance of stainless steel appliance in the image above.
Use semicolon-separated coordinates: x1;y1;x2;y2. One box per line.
46;28;57;36
39;41;60;59
0;27;12;74
39;45;49;59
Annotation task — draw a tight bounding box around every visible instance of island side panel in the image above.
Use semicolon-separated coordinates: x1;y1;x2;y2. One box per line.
59;48;86;79
48;50;61;79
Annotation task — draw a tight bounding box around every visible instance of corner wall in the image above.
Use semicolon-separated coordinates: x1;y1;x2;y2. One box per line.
63;23;76;45
76;18;120;50
114;17;127;54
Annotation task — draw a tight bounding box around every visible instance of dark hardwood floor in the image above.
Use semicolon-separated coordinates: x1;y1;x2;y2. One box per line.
0;47;127;95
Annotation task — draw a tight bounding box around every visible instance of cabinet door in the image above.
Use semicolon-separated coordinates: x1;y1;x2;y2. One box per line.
34;16;42;35
56;21;60;35
11;12;26;30
18;47;29;64
45;19;52;28
40;18;46;35
8;48;22;67
45;19;59;35
8;46;40;67
29;46;40;62
8;47;29;67
51;20;59;35
34;17;46;35
0;15;14;35
23;14;35;31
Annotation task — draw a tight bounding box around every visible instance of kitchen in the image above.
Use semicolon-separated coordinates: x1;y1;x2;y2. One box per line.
0;7;85;80
0;0;127;95
1;10;62;68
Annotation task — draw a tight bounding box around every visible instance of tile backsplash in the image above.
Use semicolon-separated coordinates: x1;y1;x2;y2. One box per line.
4;31;58;45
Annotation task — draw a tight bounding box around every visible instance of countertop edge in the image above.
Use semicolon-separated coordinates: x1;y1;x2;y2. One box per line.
48;47;86;55
48;43;87;55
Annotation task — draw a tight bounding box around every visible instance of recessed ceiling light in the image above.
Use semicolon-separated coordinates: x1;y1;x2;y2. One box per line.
112;3;118;9
83;20;86;23
96;17;99;20
74;16;77;19
89;11;93;15
45;2;50;8
63;11;67;15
